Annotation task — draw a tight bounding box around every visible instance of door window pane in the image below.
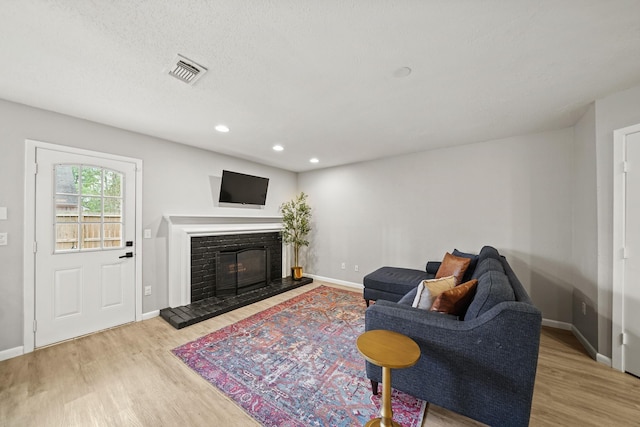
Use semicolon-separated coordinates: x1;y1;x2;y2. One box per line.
103;198;122;221
81;166;102;196
55;164;79;194
82;223;102;249
104;170;122;197
81;197;102;222
55;223;79;250
104;223;122;248
55;195;78;221
54;164;125;253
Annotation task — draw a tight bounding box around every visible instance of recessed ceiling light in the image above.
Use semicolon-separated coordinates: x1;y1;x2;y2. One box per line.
273;144;284;152
215;124;230;133
393;67;412;78
309;158;319;164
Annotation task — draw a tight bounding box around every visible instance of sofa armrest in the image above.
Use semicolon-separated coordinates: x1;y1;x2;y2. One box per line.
425;261;441;274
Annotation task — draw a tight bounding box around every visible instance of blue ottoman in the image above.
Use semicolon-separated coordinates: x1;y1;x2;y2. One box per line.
363;266;434;306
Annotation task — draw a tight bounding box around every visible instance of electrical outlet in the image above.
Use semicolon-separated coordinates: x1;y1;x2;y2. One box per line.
354;265;359;272
341;262;346;270
144;286;152;296
581;301;586;316
0;232;7;246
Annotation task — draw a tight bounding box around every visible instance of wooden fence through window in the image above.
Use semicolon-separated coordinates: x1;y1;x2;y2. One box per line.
55;214;122;251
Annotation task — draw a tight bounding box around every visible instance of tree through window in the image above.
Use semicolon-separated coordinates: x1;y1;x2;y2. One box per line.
54;164;124;252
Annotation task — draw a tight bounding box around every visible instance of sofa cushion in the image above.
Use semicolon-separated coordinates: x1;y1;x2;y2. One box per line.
430;279;478;316
464;271;515;320
436;252;471;285
363;266;433;296
477;246;501;263
471;257;505;280
411;276;456;310
452;249;479;282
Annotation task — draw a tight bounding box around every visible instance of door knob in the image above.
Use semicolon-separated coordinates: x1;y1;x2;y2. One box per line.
119;252;133;259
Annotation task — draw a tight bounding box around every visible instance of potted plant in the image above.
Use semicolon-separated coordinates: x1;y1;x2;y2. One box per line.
280;192;312;280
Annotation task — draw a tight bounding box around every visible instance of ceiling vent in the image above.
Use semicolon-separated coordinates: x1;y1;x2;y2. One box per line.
168;54;207;85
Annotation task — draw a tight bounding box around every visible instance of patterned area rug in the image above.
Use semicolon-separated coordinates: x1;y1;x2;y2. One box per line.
172;285;426;426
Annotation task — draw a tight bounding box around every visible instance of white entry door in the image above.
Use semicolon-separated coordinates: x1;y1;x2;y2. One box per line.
623;130;640;377
35;147;137;347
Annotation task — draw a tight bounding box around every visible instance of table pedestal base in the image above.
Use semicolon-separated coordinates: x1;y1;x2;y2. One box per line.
365;366;401;427
364;418;402;427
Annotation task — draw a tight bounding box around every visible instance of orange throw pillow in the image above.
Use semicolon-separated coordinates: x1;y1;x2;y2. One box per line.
435;252;472;285
430;279;478;316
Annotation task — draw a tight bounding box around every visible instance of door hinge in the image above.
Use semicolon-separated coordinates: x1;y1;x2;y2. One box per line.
33;162;38;175
623;161;629;173
622;247;629;259
33;320;37;333
622;332;628;345
33;241;37;253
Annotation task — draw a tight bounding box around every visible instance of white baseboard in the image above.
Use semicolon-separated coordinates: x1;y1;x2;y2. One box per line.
596;353;612;367
142;310;160;321
0;346;24;362
542;318;572;330
306;274;363;290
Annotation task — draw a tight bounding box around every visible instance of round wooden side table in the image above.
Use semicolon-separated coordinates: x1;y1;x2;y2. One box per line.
357;329;420;427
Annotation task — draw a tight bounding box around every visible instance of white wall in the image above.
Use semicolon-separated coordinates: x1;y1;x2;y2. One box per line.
0;99;298;352
299;128;574;322
6;80;639;357
594;83;640;357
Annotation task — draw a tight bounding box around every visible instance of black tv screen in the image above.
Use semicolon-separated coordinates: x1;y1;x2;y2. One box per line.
219;170;269;205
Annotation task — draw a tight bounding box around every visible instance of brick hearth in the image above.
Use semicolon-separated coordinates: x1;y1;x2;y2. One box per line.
160;276;313;329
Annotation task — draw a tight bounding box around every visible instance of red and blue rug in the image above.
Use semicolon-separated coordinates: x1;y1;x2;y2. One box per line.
172;285;426;426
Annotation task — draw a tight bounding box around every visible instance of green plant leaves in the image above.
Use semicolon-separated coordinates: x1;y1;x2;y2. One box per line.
280;192;312;267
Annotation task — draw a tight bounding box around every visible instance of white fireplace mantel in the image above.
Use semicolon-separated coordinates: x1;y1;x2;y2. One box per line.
165;214;284;307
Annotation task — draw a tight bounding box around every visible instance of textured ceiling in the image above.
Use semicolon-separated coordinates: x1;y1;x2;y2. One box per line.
2;1;640;172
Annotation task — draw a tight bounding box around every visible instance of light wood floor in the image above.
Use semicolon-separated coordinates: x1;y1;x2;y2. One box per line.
1;281;639;426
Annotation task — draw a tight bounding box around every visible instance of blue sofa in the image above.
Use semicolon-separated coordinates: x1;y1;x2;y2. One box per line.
364;246;542;426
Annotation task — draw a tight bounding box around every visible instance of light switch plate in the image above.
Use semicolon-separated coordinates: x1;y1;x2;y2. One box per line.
0;232;7;246
144;229;152;239
0;207;6;220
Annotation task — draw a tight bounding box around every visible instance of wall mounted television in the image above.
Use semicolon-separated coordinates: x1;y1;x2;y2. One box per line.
219;170;269;206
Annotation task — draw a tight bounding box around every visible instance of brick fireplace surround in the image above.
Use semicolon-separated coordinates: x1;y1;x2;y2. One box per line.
190;232;282;302
159;215;312;329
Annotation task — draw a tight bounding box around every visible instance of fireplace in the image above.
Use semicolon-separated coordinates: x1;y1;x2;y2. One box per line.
160;215;313;329
190;232;281;303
